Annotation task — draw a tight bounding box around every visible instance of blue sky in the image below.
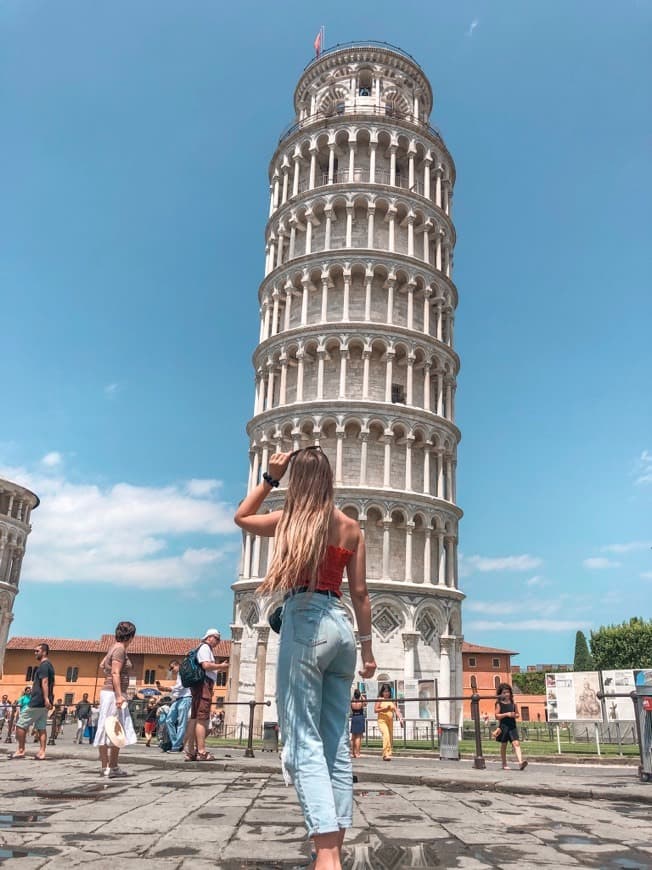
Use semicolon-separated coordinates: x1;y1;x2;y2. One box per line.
1;1;650;665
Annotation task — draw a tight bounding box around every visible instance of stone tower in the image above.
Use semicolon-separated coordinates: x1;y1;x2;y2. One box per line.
229;40;463;732
0;479;39;672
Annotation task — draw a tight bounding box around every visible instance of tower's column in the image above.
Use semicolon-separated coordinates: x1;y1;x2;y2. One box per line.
338;348;349;398
225;625;243;731
439;634;454;724
359;432;369;486
402;631;420;681
382;519;391;579
404;521;414;582
0;609;15;675
335;428;345;485
423;529;432;584
253;625;270;735
453;634;464;727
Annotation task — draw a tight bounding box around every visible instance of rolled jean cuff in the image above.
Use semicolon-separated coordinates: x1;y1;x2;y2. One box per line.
307;819;352;836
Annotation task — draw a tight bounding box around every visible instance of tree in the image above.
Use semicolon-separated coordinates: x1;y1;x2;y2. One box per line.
573;630;594;671
590;618;652;670
511;672;546;694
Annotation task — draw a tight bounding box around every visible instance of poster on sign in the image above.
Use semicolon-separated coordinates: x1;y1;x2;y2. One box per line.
403;679;420;721
602;670;636;721
634;669;652;687
546;672;602;721
362;680;379;721
574;673;602;719
418;680;436;720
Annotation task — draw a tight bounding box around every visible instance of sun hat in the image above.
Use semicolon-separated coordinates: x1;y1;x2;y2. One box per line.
202;628;221;641
104;715;127;748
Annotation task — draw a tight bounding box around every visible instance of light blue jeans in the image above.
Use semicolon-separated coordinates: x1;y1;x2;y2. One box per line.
166;695;191;751
277;592;357;837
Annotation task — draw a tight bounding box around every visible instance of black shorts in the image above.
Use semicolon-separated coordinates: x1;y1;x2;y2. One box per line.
500;726;520;743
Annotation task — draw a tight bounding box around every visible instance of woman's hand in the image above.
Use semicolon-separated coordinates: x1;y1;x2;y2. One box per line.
115;695;126;709
267;452;292;482
359;657;376;679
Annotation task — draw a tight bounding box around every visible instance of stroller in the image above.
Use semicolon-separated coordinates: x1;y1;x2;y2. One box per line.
155;698;173;752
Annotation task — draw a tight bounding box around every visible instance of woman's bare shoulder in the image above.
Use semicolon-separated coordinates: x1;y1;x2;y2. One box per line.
332;510;362;549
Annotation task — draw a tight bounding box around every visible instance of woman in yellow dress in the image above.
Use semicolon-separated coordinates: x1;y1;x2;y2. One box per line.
374;684;404;761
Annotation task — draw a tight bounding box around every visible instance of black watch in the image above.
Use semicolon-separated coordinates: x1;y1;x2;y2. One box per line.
262;471;280;488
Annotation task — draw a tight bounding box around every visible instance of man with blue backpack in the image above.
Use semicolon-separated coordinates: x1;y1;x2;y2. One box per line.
182;629;227;762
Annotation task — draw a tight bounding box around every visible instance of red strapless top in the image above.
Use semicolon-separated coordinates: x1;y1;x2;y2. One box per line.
300;545;354;596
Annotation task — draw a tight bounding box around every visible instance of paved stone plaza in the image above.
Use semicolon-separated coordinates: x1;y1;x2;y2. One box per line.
1;745;652;868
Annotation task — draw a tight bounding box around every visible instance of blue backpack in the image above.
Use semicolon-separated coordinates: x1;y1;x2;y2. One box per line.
179;647;204;688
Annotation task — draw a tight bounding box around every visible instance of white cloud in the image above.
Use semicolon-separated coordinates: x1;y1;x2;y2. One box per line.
466;597;562;618
460;554;543;576
465;601;521;616
583;557;620;570
186;479;221;497
602;541;652;554
635;449;652;485
0;463;239;590
41;452;63;468
525;575;546;587
641;572;652;581
466;18;479;36
104;383;120;397
466;619;589;633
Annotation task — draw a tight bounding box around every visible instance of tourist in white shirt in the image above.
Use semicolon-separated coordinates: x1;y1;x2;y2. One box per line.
184;629;227;762
164;660;192;753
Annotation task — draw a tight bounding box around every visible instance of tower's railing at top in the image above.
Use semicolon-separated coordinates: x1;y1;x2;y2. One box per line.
278;104;442;146
302;40;422;72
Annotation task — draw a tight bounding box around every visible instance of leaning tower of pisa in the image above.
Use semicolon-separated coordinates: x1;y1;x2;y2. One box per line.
229;41;463;731
0;479;39;672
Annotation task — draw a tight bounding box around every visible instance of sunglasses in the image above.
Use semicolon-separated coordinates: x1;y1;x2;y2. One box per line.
290;445;323;459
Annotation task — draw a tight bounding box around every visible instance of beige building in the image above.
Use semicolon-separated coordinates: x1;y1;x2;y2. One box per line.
0;478;39;673
229;41;462;731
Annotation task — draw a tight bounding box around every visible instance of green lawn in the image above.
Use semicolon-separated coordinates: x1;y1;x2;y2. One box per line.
203;734;640;759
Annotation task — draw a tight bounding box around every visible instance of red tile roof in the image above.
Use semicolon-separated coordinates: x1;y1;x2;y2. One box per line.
7;635;231;658
98;635;231;657
7;637;103;653
462;641;518;656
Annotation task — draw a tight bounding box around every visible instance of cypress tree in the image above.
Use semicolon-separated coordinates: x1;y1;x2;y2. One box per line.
573;630;594;671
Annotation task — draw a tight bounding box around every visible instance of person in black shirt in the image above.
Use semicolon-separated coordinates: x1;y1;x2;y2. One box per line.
495;683;528;771
12;642;55;760
75;694;92;744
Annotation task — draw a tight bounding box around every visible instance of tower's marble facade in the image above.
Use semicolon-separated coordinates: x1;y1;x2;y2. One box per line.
0;479;39;672
229;41;463;731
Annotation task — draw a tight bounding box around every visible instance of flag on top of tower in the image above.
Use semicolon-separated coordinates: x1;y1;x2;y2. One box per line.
314;26;324;57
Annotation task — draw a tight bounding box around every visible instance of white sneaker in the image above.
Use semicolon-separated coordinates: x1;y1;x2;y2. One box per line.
100;767;110;777
108;766;130;778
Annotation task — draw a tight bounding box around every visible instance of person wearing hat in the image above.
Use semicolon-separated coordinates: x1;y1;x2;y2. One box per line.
184;629;228;762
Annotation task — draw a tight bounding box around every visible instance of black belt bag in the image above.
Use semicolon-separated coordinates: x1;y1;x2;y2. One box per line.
268;587;340;634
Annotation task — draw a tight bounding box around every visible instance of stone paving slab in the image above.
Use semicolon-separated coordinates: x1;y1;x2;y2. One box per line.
2;752;652;868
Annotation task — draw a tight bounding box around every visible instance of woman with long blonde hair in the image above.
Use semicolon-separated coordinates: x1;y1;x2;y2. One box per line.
235;447;376;870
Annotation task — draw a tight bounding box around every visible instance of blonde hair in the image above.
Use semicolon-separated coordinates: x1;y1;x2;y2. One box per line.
258;448;334;595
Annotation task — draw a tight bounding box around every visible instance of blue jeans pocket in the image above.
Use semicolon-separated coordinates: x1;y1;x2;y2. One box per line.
292;607;328;647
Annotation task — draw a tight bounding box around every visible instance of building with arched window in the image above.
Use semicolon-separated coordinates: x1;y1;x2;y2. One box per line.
228;41;463;735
